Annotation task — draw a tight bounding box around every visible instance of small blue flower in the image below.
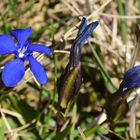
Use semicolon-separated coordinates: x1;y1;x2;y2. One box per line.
119;65;140;94
0;27;51;87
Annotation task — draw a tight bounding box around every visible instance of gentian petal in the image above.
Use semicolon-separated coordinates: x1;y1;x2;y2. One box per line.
2;58;25;87
27;56;48;84
75;21;99;47
77;17;87;36
123;65;140;80
10;27;32;45
27;44;51;55
120;78;140;93
119;65;140;93
0;34;15;54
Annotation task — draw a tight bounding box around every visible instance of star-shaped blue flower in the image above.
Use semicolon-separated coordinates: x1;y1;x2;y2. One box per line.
0;27;51;87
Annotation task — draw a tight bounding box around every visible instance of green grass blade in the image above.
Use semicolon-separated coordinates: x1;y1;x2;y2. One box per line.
88;41;116;93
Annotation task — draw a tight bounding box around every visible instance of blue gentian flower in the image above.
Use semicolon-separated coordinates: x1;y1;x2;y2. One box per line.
119;65;140;94
0;27;51;87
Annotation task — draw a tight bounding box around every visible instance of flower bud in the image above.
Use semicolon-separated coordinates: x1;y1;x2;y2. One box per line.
57;17;99;109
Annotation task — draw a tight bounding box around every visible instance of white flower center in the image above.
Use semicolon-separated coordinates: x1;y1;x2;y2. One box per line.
18;47;27;58
18;52;25;58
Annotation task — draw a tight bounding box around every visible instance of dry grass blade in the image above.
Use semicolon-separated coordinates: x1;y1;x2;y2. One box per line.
111;17;118;48
0;105;16;140
0;105;12;133
53;50;70;54
98;13;140;19
5;119;36;134
78;126;88;140
0;108;22;118
128;24;140;69
64;0;112;39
